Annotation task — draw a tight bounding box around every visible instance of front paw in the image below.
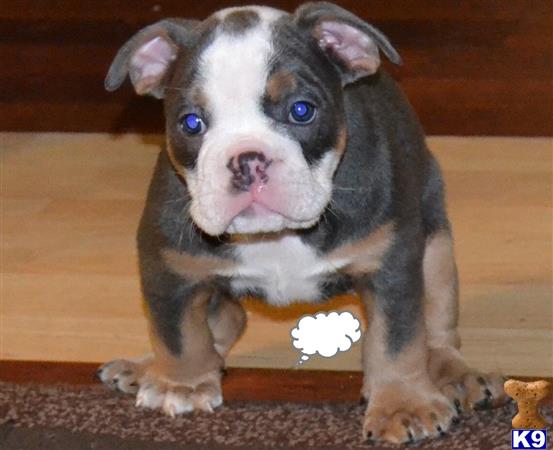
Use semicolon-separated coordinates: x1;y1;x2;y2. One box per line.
136;370;223;416
362;382;455;444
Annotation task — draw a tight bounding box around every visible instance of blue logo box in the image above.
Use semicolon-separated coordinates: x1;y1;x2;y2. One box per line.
512;429;547;449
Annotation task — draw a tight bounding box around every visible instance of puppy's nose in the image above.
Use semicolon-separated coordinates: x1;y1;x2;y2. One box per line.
227;151;271;192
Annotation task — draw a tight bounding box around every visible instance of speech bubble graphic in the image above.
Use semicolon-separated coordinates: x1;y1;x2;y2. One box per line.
291;311;361;365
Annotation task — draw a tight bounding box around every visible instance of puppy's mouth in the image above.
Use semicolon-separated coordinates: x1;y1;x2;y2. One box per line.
237;201;276;218
224;193;321;235
232;181;303;222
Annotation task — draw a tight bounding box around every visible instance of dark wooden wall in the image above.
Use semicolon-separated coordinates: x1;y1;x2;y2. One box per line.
1;0;551;136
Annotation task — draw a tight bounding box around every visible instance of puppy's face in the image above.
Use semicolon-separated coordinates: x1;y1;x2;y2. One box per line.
105;4;400;236
166;7;347;236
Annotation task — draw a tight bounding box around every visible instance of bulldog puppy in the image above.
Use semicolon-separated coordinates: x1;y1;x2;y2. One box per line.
97;2;508;443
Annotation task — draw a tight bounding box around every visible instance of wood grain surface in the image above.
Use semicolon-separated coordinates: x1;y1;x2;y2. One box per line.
1;1;551;136
1;133;551;377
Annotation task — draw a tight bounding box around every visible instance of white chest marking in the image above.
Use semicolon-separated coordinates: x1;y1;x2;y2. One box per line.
223;235;347;305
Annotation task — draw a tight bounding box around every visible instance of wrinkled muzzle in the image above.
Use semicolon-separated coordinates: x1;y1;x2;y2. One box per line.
185;134;339;236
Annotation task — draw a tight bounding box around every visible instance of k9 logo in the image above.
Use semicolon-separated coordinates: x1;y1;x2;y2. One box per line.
512;429;547;449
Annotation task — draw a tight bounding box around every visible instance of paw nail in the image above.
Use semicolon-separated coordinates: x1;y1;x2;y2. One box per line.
484;388;493;399
366;431;373;440
452;416;460;425
166;405;176;418
477;376;486;386
474;398;491;410
359;397;367;405
407;431;414;442
129;382;138;388
205;403;214;413
221;368;228;377
454;398;462;415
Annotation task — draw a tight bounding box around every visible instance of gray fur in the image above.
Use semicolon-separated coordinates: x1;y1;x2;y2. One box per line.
105;19;199;98
106;4;448;359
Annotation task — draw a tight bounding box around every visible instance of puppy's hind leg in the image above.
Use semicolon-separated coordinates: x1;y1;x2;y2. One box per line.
207;293;247;358
96;354;153;394
97;291;246;395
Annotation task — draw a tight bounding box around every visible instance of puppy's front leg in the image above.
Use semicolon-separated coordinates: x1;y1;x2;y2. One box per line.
139;286;225;415
361;229;455;444
99;285;233;416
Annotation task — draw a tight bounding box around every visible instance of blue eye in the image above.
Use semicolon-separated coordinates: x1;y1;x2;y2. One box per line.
289;101;316;124
181;113;206;135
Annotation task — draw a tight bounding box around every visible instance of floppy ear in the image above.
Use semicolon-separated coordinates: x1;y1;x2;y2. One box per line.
105;19;199;98
293;2;401;84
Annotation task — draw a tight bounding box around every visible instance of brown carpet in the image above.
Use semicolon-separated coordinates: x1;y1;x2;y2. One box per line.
0;382;551;450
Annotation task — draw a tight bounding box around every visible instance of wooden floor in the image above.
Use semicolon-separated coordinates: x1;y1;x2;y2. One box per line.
1;133;552;376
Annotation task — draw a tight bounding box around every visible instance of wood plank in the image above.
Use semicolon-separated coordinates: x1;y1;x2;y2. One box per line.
1;1;551;135
1;133;552;377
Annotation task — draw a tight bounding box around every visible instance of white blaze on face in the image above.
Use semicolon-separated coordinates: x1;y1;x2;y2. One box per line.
185;7;340;236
